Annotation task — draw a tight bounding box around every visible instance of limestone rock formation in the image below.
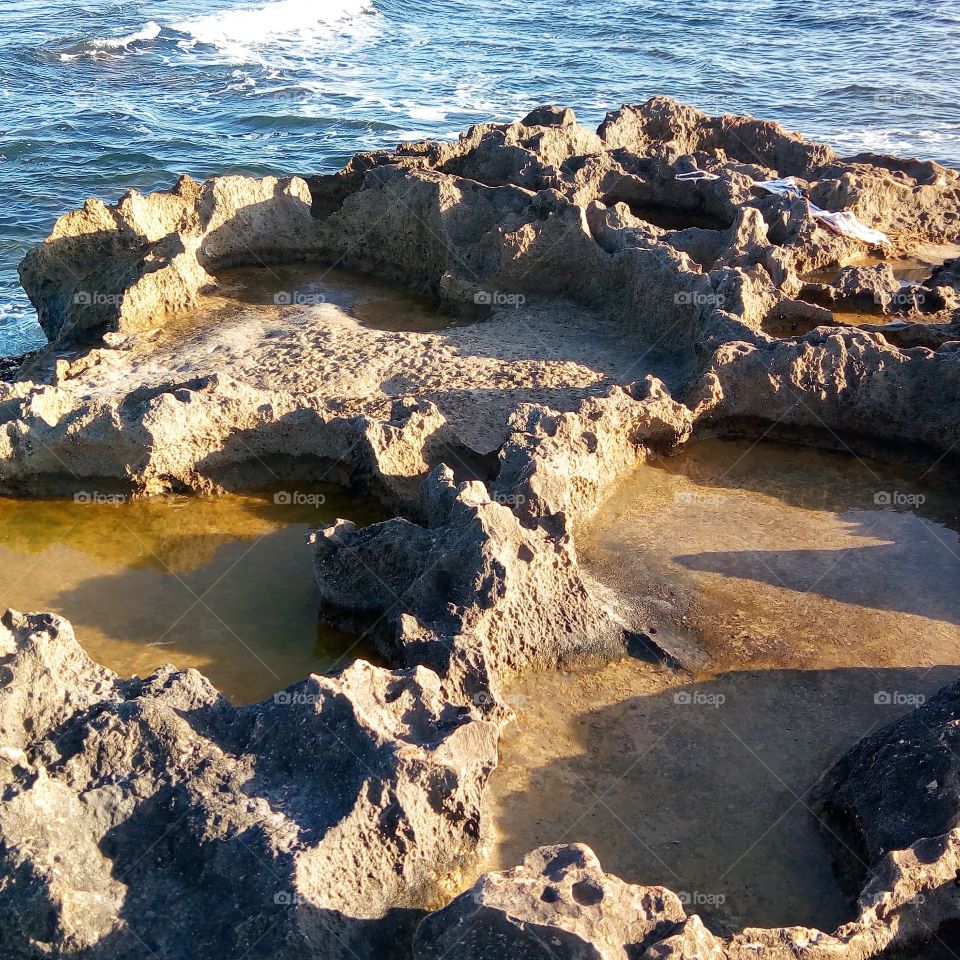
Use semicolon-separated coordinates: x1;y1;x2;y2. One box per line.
0;373;449;502
0;610;498;959
413;844;687;960
688;329;960;454
310;465;628;709
495;376;693;534
411;835;960;960
8;95;960;500
19;175;324;345
4;97;960;960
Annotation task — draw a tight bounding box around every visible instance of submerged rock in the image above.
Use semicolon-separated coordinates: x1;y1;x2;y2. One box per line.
812;679;960;895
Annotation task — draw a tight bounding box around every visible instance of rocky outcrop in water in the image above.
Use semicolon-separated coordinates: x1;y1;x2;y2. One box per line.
4;97;960;960
311;464;631;709
12;95;960;494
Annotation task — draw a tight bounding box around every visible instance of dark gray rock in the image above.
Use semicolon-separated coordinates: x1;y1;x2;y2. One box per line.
812;679;960;896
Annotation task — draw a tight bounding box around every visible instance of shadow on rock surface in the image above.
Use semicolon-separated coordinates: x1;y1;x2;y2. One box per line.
489;665;960;935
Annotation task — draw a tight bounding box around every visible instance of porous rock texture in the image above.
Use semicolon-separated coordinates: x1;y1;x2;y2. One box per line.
10;95;960;501
312;465;623;710
419;832;960;960
412;843;687;959
3;97;960;959
0;609;498;959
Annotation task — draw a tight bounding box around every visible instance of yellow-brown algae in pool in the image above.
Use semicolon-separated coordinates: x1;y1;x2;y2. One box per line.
0;486;385;704
485;439;960;935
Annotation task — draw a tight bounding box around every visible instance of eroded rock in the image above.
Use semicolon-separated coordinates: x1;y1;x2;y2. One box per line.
4;97;960;960
0;609;498;959
413;843;687;960
310;465;628;708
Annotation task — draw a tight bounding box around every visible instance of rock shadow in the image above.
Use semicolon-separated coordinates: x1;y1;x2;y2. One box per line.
491;665;960;936
676;511;960;626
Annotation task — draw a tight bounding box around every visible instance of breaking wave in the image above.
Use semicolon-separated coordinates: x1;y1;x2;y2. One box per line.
60;21;162;60
170;0;378;61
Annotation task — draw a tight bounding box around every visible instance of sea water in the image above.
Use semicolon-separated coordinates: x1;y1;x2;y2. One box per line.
2;0;959;355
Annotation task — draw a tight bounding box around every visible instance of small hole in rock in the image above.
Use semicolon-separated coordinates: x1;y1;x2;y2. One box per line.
571;879;604;906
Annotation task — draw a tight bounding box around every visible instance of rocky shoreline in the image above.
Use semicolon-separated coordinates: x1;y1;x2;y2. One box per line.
2;97;960;958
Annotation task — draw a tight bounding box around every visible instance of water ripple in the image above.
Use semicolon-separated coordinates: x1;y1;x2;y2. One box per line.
1;0;958;354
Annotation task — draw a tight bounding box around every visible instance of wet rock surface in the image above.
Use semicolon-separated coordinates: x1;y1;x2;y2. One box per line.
812;679;960;896
2;97;960;958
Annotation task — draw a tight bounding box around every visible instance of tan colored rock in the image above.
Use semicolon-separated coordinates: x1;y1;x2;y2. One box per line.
688;329;960;453
19;174;323;344
414;843;687;960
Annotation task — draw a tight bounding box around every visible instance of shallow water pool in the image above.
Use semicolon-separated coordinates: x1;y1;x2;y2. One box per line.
0;485;385;703
486;439;960;934
212;263;464;332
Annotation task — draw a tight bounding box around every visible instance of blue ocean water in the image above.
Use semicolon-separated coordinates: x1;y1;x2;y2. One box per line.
2;0;959;356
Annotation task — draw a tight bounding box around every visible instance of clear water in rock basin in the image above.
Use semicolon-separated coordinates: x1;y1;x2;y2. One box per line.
487;439;960;934
0;486;385;703
3;0;960;356
803;242;960;288
212;262;462;332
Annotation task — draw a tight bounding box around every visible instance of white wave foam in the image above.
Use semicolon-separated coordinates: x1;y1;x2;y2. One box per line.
90;21;162;50
171;0;375;57
406;105;448;122
829;126;960;157
61;20;162;60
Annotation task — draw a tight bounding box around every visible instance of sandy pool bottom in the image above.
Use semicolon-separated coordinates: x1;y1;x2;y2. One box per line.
0;485;384;703
484;439;960;935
